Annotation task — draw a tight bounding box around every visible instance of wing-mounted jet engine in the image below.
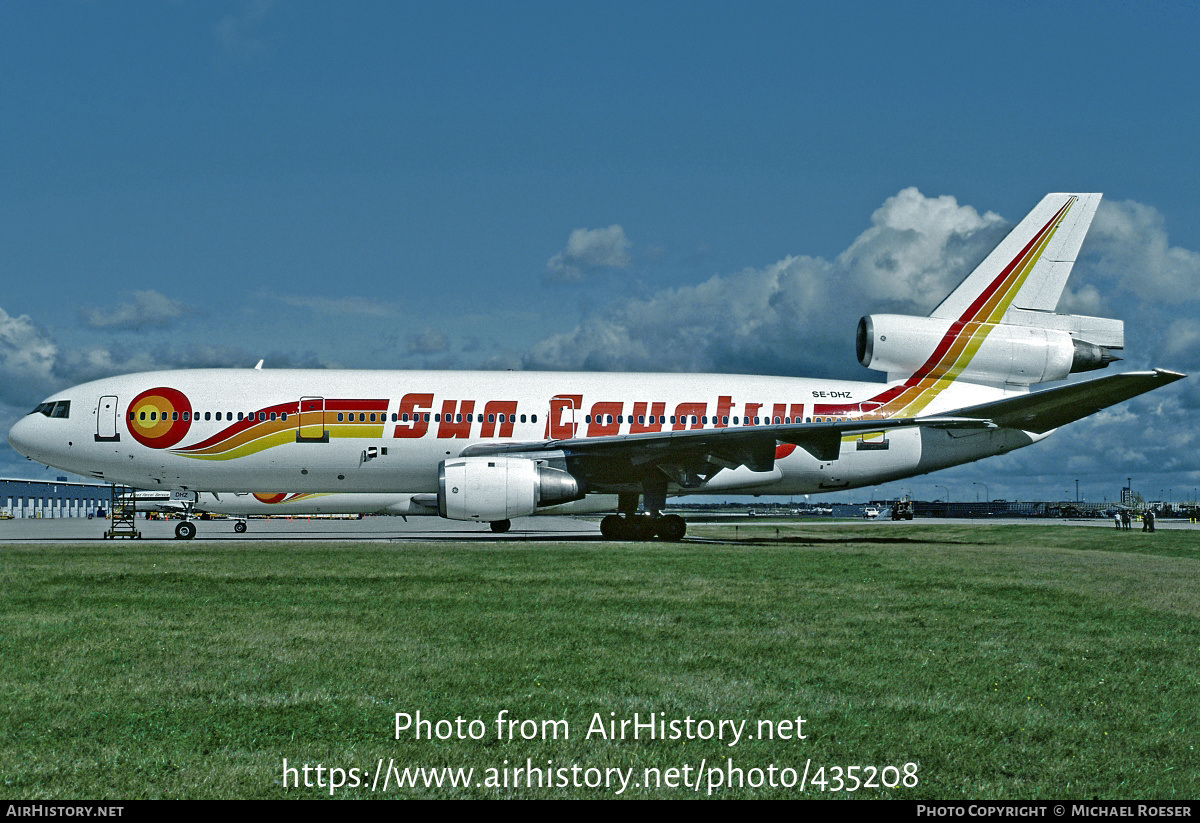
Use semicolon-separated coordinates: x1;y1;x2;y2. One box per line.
438;455;581;525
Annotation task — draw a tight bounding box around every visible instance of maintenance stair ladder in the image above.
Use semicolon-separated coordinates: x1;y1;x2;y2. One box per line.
104;484;142;539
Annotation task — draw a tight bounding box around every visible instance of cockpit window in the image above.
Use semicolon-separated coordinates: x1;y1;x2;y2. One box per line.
31;401;71;418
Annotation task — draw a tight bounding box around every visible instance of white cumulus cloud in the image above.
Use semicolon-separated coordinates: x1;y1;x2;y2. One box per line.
546;225;632;282
0;306;57;406
1086;199;1200;301
836;187;1006;312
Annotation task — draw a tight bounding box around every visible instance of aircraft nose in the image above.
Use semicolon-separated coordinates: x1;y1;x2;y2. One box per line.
7;415;44;462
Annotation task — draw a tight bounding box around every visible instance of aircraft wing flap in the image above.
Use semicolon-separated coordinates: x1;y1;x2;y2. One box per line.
946;369;1185;434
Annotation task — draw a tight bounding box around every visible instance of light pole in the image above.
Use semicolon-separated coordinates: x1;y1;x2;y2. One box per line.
973;482;989;515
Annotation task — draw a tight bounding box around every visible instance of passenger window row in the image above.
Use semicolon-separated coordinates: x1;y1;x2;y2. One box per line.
128;410;288;423
579;414;807;426
121;409;547;425
390;413;535;423
121;407;836;427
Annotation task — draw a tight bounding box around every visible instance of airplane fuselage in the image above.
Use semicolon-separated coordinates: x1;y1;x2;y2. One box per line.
8;367;1033;498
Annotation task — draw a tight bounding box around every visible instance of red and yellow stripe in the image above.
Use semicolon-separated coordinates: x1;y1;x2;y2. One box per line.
172;399;389;460
866;196;1077;417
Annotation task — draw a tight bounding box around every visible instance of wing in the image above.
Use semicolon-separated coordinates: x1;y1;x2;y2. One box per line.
946;368;1185;434
461;414;987;489
460;369;1184;493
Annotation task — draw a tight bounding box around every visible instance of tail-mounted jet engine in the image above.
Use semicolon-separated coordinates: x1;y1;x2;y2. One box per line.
438;455;581;521
856;312;1122;387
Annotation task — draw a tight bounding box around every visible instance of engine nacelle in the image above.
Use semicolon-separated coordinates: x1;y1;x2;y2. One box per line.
857;314;1119;386
438;456;581;521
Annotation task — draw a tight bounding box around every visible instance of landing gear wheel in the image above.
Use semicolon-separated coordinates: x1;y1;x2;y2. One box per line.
655;514;687;542
630;516;658;541
490;519;511;533
600;515;623;539
175;521;196;540
234;521;247;533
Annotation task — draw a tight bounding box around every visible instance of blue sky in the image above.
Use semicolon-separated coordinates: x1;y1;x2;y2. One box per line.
2;1;1198;505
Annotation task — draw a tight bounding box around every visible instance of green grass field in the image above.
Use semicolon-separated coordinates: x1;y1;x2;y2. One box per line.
1;524;1197;799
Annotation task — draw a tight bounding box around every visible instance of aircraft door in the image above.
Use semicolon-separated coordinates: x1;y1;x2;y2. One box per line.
297;396;329;443
546;395;581;439
96;395;120;442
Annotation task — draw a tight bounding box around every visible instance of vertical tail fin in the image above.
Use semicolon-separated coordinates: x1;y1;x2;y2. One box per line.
930;193;1102;322
857;192;1122;395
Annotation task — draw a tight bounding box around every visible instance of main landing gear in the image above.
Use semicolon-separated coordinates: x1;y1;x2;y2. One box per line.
598;488;687;542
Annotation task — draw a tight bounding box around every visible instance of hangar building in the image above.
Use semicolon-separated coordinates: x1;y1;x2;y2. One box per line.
1;477;113;519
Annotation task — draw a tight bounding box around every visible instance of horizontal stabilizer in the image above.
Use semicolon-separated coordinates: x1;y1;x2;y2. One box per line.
1000;308;1124;349
948;369;1185;434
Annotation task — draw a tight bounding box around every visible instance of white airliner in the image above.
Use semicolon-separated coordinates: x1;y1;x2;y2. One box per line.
8;194;1184;540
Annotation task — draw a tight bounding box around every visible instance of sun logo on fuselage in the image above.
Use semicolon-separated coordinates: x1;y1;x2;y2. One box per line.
127;387;193;448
